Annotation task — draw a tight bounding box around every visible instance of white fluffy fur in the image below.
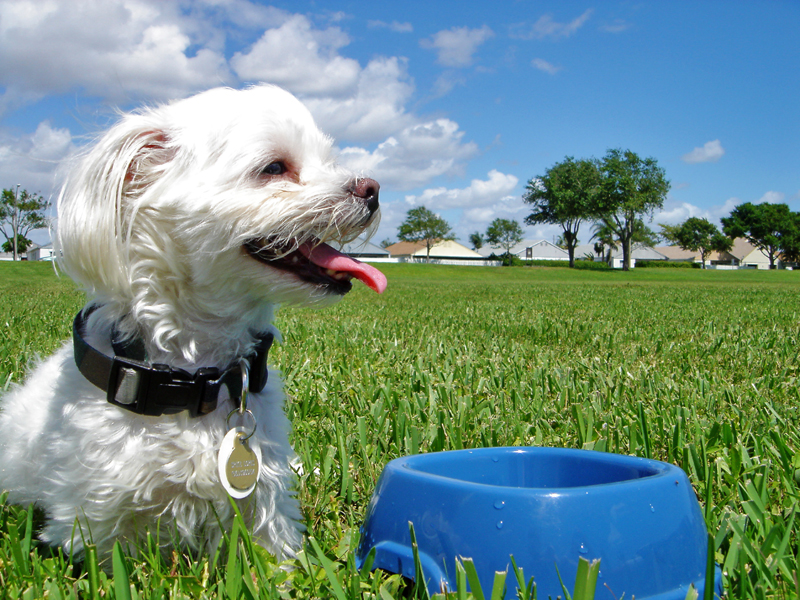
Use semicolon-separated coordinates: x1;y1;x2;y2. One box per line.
0;85;379;560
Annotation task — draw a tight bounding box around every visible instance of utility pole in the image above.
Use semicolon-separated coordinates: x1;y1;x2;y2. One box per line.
12;184;20;261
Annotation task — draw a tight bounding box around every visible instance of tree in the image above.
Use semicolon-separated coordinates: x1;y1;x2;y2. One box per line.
780;212;800;265
397;206;454;262
672;217;733;269
2;234;32;254
523;156;601;268
1;188;51;260
469;232;485;251
630;219;660;248
721;202;799;269
591;220;618;265
592;217;657;266
379;238;394;249
595;149;670;271
658;222;682;245
485;218;523;260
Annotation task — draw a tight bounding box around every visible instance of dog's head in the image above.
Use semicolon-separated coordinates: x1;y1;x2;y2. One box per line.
57;85;385;360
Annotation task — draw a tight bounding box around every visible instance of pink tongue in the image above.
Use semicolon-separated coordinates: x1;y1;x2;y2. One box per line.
299;242;387;294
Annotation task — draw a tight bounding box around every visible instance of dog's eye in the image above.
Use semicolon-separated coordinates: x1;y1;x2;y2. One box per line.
261;161;287;176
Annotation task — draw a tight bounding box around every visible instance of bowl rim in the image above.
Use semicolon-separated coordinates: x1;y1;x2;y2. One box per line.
386;446;678;493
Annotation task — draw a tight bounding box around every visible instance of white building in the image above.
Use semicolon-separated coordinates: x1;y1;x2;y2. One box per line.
27;243;55;261
386;239;499;266
480;239;569;261
574;243;668;269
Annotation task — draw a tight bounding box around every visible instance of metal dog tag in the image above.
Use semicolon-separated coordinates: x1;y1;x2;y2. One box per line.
218;427;261;499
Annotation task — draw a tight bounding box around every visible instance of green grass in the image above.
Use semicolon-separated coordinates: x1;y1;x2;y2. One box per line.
1;261;799;598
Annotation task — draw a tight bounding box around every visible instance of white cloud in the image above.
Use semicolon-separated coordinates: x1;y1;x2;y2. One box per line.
0;121;77;199
420;25;494;68
513;10;593;40
403;170;519;210
653;200;709;225
757;191;785;204
681;139;725;164
227;12;419;144
531;58;561;75
458;195;532;242
371;171;527;245
338;119;479;190
397;170;525;242
367;20;413;33
429;73;467;99
231;15;361;97
0;0;235;106
300;56;416;143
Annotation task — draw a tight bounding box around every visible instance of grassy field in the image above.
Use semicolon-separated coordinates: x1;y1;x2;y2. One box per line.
0;261;799;598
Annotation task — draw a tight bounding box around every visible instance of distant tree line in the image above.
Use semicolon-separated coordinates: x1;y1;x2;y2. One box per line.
523;149;799;270
385;148;799;270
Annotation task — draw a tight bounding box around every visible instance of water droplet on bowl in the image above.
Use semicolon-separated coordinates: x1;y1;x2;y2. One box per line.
492;457;499;463
650;504;655;513
496;521;504;529
579;543;588;554
494;500;505;510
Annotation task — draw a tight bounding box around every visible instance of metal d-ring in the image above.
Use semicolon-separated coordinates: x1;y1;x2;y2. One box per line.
226;407;257;442
238;357;249;415
223;358;256;441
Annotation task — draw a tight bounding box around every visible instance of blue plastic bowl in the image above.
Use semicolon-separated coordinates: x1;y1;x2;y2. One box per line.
357;447;722;599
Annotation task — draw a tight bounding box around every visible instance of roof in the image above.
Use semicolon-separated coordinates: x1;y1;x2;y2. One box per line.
654;246;700;261
575;243;667;261
479;239;568;259
723;238;762;261
627;244;668;260
574;243;602;258
385;240;426;255
657;239;766;264
385;239;482;259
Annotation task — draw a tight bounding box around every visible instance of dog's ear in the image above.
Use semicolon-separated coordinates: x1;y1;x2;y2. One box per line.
124;130;173;194
56;116;175;301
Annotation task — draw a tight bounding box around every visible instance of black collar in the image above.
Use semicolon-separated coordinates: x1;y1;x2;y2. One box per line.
73;308;273;417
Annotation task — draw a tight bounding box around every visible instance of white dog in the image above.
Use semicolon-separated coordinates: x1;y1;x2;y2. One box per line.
0;85;386;561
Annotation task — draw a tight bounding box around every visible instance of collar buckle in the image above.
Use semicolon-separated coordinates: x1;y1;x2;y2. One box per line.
107;356;223;417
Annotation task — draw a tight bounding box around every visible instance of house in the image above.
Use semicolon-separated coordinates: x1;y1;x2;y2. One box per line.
385;239;499;266
574;243;603;262
574;243;668;269
27;243;55;261
715;238;772;269
479;239;568;261
654;245;701;263
655;239;774;269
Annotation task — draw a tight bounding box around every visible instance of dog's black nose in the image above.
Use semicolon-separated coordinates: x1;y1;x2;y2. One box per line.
351;178;380;215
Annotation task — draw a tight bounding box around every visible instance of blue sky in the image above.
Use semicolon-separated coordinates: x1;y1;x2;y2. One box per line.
1;0;797;248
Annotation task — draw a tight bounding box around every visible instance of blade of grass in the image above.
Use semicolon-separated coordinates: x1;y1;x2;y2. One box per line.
703;533;716;600
409;522;432;600
112;540;132;600
309;537;348;600
85;543;101;600
461;557;486;600
572;557;600;600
